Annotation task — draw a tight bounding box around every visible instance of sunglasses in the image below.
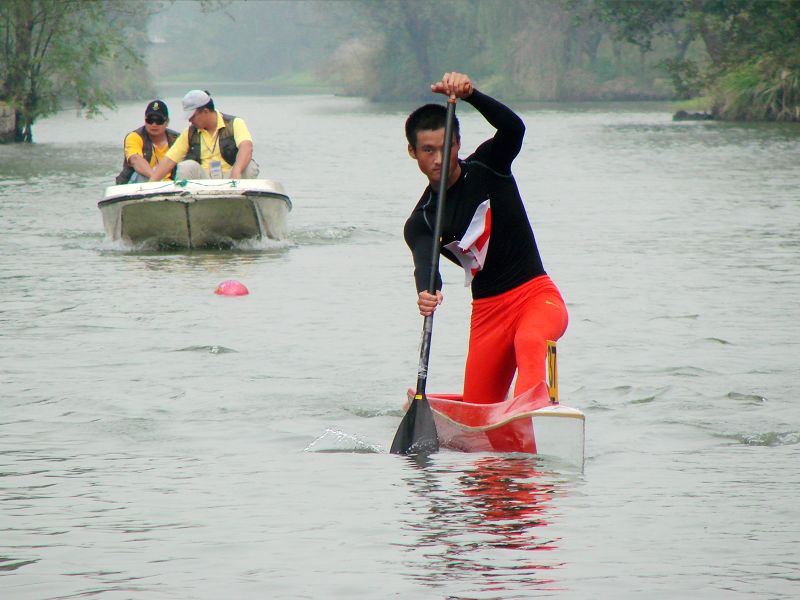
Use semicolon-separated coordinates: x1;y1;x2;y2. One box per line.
145;116;166;125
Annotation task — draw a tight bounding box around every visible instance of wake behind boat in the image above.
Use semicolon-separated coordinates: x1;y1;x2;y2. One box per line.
98;179;292;249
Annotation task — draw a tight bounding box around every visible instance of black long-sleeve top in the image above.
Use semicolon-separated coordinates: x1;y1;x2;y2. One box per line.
403;89;546;300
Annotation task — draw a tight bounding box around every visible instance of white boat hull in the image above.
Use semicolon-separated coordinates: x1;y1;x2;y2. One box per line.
98;179;292;248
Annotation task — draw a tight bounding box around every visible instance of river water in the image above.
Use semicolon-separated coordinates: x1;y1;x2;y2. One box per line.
1;94;798;599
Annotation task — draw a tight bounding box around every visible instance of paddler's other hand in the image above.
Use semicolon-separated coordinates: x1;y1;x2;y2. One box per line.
417;290;443;317
431;72;473;100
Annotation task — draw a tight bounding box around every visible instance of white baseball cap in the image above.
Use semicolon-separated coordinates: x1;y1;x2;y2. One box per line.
182;89;211;119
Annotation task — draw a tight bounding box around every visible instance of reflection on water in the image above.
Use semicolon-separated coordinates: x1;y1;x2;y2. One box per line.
400;455;572;597
103;245;291;270
98;236;293;256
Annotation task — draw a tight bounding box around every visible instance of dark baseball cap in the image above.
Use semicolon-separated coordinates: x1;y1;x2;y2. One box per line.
145;100;169;119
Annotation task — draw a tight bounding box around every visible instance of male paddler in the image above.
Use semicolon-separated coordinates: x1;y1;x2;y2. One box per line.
149;89;259;182
115;100;179;184
403;72;568;404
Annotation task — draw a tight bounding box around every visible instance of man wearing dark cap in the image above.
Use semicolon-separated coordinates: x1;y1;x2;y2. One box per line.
149;89;259;181
115;100;179;184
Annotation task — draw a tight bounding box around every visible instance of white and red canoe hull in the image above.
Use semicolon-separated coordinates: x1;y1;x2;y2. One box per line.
409;381;585;461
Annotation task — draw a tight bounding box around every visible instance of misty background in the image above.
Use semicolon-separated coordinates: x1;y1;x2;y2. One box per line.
148;1;341;96
146;0;681;101
3;0;798;143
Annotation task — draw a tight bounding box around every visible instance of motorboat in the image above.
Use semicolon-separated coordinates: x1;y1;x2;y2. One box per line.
98;179;292;249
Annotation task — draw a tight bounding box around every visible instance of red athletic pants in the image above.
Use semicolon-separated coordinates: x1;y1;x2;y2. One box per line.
463;275;568;404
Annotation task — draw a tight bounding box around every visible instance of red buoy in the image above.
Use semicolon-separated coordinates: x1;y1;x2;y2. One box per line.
215;280;249;296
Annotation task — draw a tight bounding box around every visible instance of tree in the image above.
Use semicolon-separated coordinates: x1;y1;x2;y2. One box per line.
0;0;152;142
324;0;672;102
324;0;479;101
592;0;800;120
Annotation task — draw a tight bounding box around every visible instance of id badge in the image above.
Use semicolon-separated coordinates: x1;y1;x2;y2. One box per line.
209;160;222;179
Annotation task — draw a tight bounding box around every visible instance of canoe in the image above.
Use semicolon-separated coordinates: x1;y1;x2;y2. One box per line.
408;381;585;462
98;179;292;248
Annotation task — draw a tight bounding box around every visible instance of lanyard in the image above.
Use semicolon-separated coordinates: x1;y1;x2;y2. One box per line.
202;129;221;157
149;136;167;164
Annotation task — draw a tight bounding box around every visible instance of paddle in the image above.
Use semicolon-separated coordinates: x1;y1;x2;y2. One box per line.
391;98;458;455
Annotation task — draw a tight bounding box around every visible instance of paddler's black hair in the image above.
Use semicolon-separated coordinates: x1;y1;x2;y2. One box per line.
405;103;460;149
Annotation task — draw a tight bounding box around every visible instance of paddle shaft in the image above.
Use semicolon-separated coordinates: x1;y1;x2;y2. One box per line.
414;99;457;399
390;99;456;455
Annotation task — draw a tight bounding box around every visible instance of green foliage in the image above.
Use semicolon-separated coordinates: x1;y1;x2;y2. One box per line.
592;0;686;51
0;0;153;142
593;0;800;120
714;55;800;121
661;58;704;99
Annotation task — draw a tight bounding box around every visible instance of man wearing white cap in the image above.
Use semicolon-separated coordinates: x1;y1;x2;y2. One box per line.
149;89;259;181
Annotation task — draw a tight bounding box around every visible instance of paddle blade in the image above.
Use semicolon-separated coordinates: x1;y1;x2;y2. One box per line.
390;396;439;455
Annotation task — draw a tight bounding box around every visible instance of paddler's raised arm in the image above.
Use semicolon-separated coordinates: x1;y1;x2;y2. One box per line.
431;72;524;172
464;88;525;174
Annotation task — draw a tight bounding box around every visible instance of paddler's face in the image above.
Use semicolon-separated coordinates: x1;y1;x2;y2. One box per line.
408;128;460;187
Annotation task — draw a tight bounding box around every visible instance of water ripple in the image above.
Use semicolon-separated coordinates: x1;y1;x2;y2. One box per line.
304;428;382;453
727;391;768;404
0;557;39;572
722;431;800;446
290;225;356;244
173;345;238;354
